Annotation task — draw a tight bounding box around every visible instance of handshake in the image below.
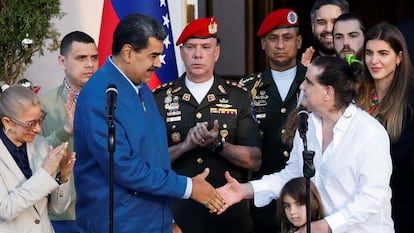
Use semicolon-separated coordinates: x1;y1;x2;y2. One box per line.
191;168;246;215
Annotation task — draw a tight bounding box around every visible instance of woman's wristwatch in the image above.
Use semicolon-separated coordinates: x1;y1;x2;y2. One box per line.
55;172;68;185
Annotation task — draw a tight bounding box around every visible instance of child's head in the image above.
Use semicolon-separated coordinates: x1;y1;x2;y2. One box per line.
277;177;325;232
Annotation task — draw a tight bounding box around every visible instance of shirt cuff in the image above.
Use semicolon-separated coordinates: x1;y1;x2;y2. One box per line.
182;177;192;199
250;179;276;207
325;211;347;233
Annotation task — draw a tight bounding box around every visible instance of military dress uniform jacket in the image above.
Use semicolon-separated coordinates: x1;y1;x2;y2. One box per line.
239;63;306;233
153;74;261;233
239;63;306;176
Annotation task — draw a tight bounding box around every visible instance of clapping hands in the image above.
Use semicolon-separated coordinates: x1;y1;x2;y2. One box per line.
42;142;76;183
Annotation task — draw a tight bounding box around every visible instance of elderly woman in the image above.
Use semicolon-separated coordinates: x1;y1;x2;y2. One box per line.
0;86;75;233
217;56;394;233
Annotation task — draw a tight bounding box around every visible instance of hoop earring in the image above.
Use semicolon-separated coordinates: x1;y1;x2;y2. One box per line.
4;128;10;134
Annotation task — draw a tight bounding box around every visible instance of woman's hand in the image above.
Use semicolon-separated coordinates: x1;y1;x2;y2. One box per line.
42;142;76;182
59;145;76;183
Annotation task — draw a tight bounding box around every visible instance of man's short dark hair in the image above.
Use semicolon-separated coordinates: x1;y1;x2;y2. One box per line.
111;13;166;55
60;31;95;56
310;0;349;22
334;12;366;33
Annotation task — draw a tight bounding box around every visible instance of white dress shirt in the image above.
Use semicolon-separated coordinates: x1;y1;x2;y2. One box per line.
250;103;394;233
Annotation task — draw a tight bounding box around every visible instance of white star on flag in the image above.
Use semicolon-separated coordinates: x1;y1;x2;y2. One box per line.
160;54;166;65
99;0;179;88
162;14;170;28
160;0;166;7
164;35;171;49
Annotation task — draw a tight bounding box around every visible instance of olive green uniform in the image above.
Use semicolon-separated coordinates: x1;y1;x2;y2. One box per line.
153;74;261;233
239;63;306;233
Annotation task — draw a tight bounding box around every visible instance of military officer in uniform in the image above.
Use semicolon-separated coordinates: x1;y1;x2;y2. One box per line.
153;16;261;233
238;9;306;233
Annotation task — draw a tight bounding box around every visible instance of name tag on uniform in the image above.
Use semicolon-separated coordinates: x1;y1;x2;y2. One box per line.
166;116;181;122
256;113;266;119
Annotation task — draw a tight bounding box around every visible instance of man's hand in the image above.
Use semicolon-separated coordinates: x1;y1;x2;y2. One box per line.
192;120;220;147
180;127;199;151
172;222;183;233
301;46;315;67
168;120;221;161
216;171;246;214
63;92;76;134
191;168;224;213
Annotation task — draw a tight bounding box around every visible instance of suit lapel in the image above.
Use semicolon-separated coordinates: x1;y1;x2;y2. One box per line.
0;140;27;190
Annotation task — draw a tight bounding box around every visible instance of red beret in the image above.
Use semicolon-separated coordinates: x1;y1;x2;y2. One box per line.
176;17;218;45
257;9;299;37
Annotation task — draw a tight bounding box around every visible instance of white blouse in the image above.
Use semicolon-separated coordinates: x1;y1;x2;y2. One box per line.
251;103;394;233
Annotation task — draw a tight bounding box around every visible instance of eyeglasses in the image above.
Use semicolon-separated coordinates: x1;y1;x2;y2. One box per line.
9;110;47;129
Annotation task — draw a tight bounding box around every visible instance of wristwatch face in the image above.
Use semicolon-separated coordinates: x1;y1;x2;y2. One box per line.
212;140;223;153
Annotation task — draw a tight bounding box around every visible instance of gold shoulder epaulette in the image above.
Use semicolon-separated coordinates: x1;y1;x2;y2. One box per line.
152;82;173;93
225;80;248;92
238;72;263;86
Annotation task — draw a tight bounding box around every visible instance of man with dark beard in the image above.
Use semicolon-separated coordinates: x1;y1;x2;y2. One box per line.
301;0;349;67
333;12;365;60
310;0;349;57
239;9;306;233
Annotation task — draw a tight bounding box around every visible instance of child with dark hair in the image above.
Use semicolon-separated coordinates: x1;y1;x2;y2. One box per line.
277;177;324;233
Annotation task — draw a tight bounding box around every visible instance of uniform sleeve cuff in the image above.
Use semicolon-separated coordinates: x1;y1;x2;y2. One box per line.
56;128;72;142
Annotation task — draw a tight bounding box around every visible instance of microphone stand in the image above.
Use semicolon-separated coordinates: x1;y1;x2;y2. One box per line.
107;116;115;233
300;131;315;233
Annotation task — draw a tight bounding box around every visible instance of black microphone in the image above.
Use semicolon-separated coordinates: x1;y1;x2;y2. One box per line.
297;109;309;139
106;84;118;122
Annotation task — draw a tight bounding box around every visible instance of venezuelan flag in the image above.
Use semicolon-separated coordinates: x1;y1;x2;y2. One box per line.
98;0;179;89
